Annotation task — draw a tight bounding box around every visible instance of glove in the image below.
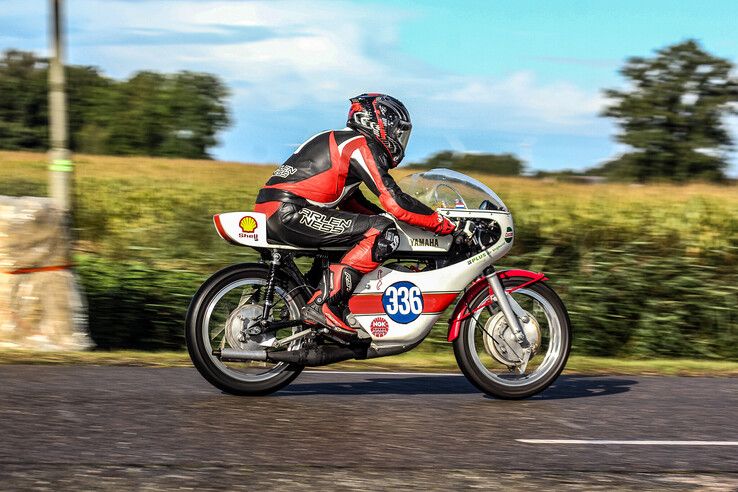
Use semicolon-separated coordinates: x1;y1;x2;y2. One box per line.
434;215;457;235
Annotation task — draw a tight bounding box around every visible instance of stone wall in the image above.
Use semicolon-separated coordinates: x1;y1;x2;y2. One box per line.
0;196;91;350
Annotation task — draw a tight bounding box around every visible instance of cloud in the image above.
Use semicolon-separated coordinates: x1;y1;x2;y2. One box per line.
56;0;605;128
2;0;611;165
433;71;606;130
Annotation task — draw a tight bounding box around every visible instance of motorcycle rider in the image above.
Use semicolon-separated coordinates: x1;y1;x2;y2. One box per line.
254;93;457;337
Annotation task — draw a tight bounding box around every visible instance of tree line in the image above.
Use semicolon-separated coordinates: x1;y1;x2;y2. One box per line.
2;40;737;180
0;50;230;159
414;40;738;182
408;151;525;175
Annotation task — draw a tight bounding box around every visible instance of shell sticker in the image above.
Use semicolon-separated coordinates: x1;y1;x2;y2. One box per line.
239;216;258;233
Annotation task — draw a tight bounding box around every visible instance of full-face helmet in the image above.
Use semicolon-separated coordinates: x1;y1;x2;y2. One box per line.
347;93;412;167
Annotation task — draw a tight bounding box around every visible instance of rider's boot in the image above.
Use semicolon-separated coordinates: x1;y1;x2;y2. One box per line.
303;264;363;337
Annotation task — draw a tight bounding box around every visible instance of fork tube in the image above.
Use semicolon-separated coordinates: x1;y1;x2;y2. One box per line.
485;267;530;348
262;250;281;321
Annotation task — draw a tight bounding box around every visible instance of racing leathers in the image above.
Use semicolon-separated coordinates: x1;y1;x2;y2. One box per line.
254;128;456;334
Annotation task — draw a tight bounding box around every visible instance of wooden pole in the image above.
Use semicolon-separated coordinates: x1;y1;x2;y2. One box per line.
48;0;72;212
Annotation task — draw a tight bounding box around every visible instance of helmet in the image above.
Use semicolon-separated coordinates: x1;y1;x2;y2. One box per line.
347;93;412;167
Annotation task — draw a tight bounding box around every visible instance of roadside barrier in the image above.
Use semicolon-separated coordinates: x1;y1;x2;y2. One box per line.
0;196;91;350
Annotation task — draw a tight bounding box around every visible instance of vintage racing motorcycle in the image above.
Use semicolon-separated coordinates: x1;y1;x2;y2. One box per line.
186;169;571;399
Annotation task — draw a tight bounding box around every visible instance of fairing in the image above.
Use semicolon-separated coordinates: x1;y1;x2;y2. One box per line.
398;168;508;211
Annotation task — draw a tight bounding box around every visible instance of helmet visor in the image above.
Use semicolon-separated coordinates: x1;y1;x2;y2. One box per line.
397;124;412;152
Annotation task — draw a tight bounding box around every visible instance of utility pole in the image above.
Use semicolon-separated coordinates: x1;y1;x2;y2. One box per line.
48;0;72;212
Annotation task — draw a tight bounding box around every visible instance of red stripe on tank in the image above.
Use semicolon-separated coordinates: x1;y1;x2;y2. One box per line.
348;292;458;315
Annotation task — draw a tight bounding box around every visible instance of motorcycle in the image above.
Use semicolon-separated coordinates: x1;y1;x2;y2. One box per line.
186;169;571;399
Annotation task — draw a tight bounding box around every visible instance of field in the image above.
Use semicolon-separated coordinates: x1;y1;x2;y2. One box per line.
2;150;737;359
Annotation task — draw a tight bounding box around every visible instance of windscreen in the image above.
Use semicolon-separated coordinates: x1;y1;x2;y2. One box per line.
397;168;507;211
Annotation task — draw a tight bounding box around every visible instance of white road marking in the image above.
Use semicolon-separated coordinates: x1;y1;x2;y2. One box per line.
306;370;461;377
517;439;738;446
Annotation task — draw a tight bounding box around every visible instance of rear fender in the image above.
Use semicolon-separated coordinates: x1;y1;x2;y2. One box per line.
447;269;548;342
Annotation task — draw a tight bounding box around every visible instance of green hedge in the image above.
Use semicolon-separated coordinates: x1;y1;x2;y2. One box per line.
74;245;738;358
4;153;736;357
76;254;204;350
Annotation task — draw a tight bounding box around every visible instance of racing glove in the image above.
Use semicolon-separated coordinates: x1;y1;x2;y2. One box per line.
434;214;457;235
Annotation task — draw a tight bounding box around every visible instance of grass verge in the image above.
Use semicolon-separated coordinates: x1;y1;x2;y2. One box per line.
1;350;737;376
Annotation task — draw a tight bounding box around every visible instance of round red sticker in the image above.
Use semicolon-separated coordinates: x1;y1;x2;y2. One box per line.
370;317;389;337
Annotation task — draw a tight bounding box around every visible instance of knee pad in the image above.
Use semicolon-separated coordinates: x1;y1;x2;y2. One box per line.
372;225;399;262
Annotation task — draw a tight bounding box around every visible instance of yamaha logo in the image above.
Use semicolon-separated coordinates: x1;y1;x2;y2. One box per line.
411;237;439;247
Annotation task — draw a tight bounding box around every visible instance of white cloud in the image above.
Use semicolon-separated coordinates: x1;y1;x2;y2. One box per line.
55;0;607;134
428;71;606;131
2;0;613;165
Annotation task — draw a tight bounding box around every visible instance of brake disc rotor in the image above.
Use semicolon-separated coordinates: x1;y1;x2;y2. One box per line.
482;310;541;366
224;304;264;350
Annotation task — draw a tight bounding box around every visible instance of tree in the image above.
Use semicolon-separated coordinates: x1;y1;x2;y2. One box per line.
0;50;231;159
158;72;231;159
411;150;524;175
0;50;48;149
602;40;738;182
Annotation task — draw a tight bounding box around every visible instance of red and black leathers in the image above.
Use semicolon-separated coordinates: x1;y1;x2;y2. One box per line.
255;128;455;237
254;127;455;333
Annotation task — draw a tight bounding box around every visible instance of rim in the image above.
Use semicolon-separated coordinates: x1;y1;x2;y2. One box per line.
201;277;301;383
466;287;563;387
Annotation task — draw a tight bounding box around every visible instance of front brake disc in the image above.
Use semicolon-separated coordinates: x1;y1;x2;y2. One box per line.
482;310;541;366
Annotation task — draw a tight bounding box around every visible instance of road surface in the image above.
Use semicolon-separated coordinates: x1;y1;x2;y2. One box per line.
0;366;736;490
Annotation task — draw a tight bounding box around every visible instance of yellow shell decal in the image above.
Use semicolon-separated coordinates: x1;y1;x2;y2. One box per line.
239;215;257;233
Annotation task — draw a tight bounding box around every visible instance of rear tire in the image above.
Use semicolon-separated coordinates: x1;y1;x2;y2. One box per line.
186;264;306;396
453;277;571;399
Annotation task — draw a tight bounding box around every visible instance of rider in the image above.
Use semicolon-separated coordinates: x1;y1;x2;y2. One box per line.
254;93;457;337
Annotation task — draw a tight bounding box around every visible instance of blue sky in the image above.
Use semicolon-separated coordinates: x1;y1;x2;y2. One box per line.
1;0;737;174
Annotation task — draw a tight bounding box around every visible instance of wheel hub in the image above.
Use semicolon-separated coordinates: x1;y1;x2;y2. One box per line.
482;310;541;366
224;304;272;349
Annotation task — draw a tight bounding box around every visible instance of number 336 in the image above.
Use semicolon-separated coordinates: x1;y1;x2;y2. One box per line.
384;285;423;315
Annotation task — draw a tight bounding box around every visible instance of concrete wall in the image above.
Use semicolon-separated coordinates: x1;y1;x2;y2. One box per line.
0;196;91;350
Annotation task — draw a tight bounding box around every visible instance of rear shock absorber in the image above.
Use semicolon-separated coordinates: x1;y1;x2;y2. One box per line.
261;250;282;323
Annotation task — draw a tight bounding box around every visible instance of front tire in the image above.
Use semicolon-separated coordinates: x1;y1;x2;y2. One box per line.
453;277;571;399
186;264;307;396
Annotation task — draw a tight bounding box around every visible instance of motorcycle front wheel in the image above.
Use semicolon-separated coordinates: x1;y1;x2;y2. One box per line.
186;264;307;396
453;276;571;399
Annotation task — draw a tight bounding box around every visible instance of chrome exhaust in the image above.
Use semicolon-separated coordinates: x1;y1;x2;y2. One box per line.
216;348;268;362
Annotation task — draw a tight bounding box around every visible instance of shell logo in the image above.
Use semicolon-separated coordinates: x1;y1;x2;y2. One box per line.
239;216;258;233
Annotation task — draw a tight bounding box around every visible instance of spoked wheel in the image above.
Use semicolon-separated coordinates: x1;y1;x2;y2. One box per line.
186;264;307;395
453;276;571;399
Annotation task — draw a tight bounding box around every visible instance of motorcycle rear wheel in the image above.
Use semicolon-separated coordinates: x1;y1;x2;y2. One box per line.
453;276;571;399
186;264;307;395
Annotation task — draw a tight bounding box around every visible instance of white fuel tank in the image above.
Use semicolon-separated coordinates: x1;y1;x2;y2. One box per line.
393;220;453;254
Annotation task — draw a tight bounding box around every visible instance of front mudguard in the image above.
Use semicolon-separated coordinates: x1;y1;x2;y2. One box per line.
447;269;548;342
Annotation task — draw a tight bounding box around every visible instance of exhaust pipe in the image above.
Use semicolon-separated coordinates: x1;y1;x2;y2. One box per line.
217;348;268;362
213;345;367;366
215;339;425;367
267;345;366;366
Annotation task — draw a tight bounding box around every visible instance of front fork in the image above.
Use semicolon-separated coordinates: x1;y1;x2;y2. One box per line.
484;267;532;372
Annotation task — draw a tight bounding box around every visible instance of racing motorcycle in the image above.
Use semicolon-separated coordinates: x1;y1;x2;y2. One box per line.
186;169;571;399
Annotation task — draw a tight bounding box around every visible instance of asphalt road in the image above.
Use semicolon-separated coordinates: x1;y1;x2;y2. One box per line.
0;366;736;490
